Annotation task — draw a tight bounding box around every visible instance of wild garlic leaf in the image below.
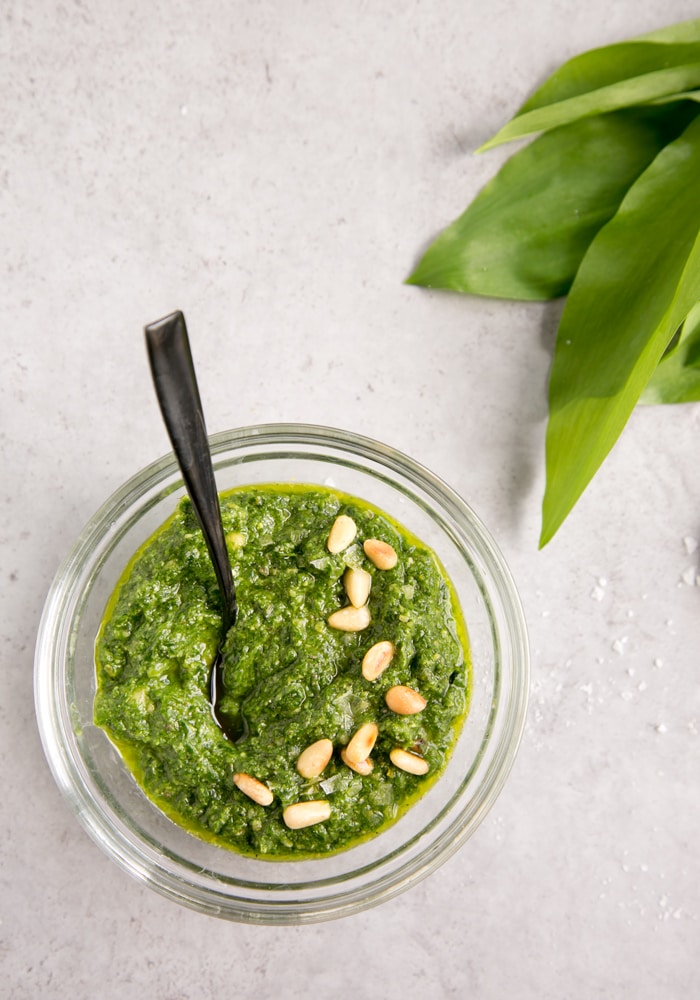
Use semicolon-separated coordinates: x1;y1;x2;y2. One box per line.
541;115;700;547
652;90;700;105
640;301;700;404
480;29;700;150
636;19;700;43
407;103;698;300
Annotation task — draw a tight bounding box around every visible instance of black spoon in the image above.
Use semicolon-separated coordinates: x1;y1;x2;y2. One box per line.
145;310;239;739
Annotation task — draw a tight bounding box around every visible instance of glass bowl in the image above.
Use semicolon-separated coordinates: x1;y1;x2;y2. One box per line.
34;423;529;924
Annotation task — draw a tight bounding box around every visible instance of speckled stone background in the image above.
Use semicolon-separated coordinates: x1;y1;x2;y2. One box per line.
3;1;699;997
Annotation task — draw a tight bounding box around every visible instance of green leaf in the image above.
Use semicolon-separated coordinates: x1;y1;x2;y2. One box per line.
637;19;700;43
652;89;700;104
407;103;698;300
640;301;700;403
541;115;700;547
479;32;700;150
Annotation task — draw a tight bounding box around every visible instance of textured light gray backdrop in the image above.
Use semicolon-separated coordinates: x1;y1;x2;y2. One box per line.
3;2;699;997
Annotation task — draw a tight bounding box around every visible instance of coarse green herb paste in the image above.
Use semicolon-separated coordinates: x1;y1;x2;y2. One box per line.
95;484;471;858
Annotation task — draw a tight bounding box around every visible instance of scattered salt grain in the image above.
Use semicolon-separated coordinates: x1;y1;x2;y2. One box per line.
655;723;668;735
653;658;663;669
683;535;698;555
590;585;605;601
612;637;628;655
681;566;697;586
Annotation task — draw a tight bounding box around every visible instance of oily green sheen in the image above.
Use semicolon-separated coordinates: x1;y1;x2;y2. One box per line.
94;485;470;858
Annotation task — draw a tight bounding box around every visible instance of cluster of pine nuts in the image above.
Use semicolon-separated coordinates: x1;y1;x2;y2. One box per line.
327;512;429;770
232;513;430;831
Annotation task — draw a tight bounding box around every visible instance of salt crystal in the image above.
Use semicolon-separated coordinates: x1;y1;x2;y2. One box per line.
683;535;698;555
681;566;697;586
653;658;663;668
638;681;648;692
621;691;634;702
598;577;608;587
612;637;628;655
655;723;668;734
590;586;605;601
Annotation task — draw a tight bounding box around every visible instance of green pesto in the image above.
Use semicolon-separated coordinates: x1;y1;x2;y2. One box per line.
94;484;471;858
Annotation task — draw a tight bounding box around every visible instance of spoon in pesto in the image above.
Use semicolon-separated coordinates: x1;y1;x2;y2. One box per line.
145;310;239;739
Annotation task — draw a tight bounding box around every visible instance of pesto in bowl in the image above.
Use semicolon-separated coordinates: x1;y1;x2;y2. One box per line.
35;423;528;923
95;484;470;858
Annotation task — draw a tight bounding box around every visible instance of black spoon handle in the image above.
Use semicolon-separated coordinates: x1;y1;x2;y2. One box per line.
144;310;237;631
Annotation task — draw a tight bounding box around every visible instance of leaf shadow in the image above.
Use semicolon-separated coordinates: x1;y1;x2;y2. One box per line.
539;296;565;358
499;296;565;540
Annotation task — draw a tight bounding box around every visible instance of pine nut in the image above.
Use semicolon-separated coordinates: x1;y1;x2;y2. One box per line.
363;538;398;570
327;605;371;632
389;747;429;775
344;567;371;608
361;640;395;681
233;772;274;806
296;738;334;779
340;748;373;775
345;722;378;763
282;800;332;830
385;685;427;715
327;514;357;554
